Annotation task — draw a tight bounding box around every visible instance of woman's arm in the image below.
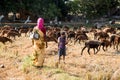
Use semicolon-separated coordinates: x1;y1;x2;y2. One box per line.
32;39;34;45
44;35;48;48
58;37;60;47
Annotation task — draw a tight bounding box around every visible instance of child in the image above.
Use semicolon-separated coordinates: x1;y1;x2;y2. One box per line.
58;32;67;64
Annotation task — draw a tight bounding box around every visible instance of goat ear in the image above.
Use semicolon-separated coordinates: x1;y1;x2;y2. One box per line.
3;42;5;44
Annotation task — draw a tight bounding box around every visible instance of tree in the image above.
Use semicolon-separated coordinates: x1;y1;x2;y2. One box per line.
0;0;61;21
42;3;61;20
0;0;120;20
66;0;120;19
66;0;81;15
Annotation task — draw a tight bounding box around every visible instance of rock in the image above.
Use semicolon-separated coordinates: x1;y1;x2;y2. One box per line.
111;68;120;80
0;64;5;68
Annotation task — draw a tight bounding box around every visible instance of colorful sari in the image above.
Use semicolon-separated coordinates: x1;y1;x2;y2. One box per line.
32;18;46;67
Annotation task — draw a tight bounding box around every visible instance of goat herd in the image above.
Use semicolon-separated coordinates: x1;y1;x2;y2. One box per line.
46;25;120;55
0;25;120;55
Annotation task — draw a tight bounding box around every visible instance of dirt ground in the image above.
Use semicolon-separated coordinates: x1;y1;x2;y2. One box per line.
0;34;120;80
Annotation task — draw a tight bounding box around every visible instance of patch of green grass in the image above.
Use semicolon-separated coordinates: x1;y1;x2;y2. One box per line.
43;66;64;74
21;55;33;73
42;66;82;80
85;71;113;80
53;73;82;80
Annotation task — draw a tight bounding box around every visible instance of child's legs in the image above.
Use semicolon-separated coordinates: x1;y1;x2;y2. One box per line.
62;48;66;62
63;56;65;62
58;49;62;63
58;48;66;63
58;56;61;63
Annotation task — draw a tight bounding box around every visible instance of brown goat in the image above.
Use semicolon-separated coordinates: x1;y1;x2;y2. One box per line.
19;29;29;36
74;34;88;44
100;39;112;51
0;36;13;44
94;31;109;40
110;34;120;51
6;32;21;40
46;36;58;43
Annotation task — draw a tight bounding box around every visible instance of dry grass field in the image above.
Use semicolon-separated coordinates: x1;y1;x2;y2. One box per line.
0;33;120;80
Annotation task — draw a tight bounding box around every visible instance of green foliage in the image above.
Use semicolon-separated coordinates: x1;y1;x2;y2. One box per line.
0;0;62;20
66;0;81;15
67;0;120;19
21;55;33;72
0;0;120;20
42;3;61;20
56;73;80;80
42;67;81;80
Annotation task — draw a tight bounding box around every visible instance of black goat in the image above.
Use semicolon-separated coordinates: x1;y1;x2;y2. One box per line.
81;40;101;55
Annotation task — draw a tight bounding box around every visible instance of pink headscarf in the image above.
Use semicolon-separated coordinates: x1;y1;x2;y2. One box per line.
37;18;46;35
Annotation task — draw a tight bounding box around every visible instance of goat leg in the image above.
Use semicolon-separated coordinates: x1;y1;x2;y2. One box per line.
79;39;81;44
102;46;106;51
105;46;108;51
81;46;86;55
116;44;119;51
87;48;90;55
74;39;78;45
93;48;95;54
95;47;99;54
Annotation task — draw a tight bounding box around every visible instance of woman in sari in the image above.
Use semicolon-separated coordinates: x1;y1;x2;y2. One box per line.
32;18;47;68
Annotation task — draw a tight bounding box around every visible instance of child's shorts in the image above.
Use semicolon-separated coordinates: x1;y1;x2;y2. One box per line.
58;48;66;56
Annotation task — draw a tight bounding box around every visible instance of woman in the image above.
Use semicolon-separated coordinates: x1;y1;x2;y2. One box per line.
32;18;47;68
